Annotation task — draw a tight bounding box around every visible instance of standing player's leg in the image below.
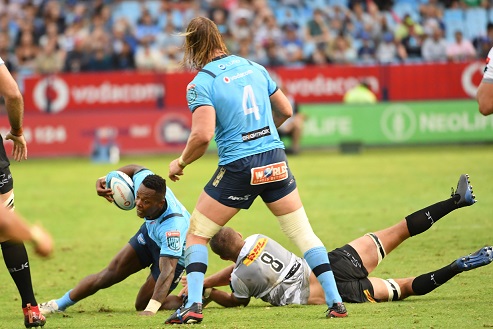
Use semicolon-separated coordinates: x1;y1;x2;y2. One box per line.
165;191;238;324
0;190;46;328
268;188;347;318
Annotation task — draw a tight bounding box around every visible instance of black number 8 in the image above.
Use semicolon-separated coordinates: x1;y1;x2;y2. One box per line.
260;252;284;272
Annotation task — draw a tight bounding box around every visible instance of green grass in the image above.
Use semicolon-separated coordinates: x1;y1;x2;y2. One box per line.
1;145;493;329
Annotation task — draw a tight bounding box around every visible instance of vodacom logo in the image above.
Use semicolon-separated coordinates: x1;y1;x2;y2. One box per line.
462;62;484;98
33;76;69;113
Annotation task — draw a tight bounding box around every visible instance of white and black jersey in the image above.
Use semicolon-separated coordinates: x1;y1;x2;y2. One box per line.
230;234;311;306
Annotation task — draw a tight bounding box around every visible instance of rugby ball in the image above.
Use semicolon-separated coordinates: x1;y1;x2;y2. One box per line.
105;171;135;210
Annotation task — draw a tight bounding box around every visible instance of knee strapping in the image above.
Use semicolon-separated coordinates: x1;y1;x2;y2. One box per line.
366;233;386;265
276;207;322;254
382;279;401;302
188;209;222;239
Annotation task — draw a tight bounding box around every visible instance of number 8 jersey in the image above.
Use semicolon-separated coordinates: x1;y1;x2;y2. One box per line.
186;55;285;165
231;234;311;306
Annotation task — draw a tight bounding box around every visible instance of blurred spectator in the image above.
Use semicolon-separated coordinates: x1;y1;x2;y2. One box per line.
34;39;63;75
112;40;135;70
473;22;493;59
326;32;357;64
304;7;331;53
155;20;183;61
255;14;283;46
446;30;476;62
343;80;378;104
85;45;113;72
306;46;330;65
63;39;88;73
209;7;230;35
394;14;424;42
0;32;16;73
280;23;304;67
15;32;38;75
263;38;286;67
135;9;159;46
376;32;407;63
230;10;252;41
357;32;377;64
422;27;448;62
135;38;165;71
401;27;425;59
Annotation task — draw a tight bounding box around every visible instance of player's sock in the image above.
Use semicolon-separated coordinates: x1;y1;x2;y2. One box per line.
184;244;208;308
304;246;342;305
411;262;459;295
1;240;37;307
56;290;76;310
405;198;457;236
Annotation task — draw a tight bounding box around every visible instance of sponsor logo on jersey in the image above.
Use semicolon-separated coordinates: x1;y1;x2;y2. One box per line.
227;194;251;201
223;69;253;84
186;84;197;104
243;238;268;266
242;126;271;142
212;167;226;187
251;162;288;185
166;231;181;251
137;233;146;245
218;59;240;70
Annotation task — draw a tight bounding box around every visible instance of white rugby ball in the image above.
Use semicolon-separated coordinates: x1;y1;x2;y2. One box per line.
106;171;135;210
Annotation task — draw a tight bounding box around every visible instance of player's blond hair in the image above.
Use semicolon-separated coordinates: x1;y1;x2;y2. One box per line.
181;16;229;70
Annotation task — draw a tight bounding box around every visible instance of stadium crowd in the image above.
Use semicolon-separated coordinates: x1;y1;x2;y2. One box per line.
0;0;491;79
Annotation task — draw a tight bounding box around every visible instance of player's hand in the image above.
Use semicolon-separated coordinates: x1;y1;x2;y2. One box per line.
168;159;184;182
181;275;188;286
30;225;53;257
5;133;27;162
138;311;155;316
96;177;114;202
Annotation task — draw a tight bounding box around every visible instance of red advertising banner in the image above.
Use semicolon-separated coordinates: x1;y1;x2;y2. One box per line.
22;61;484;113
24;72;166;113
1;110;191;157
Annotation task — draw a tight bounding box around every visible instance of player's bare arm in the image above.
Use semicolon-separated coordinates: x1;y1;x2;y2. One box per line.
140;256;179;316
169;106;215;182
270;89;293;128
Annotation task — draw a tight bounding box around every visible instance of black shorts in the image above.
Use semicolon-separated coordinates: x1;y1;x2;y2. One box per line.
0;135;9;171
328;244;376;303
0;166;13;194
204;148;297;209
128;224;184;293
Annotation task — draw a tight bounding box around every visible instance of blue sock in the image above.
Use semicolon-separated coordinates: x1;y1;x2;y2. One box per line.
55;290;76;311
184;244;208;308
304;246;342;306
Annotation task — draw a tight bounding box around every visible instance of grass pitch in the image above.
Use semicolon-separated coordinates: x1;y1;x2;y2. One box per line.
1;145;493;329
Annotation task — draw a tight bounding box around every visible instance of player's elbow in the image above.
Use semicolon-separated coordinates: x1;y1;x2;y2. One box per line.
2;85;22;103
478;101;493;116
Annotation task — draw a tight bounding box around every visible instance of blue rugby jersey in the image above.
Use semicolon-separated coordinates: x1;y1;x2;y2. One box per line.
133;169;190;267
186;55;285;165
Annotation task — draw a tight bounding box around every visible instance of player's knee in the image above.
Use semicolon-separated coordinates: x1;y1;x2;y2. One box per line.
188;209;222;240
365;233;387;265
277;207;323;254
382;279;402;302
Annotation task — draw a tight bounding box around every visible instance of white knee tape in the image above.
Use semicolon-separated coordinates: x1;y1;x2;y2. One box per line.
366;233;386;265
188;209;223;239
383;279;401;302
276;207;323;254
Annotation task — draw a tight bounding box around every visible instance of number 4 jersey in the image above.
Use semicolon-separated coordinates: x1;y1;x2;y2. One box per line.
186;55;285;165
231;234;311;306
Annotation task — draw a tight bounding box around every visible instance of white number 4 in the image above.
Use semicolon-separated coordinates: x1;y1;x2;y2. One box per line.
242;85;260;120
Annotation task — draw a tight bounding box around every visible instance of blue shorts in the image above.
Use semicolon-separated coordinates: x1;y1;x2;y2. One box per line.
204;148;297;209
129;224;184;292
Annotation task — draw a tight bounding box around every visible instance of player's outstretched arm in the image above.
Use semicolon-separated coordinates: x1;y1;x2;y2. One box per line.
208;289;250;308
0;206;53;257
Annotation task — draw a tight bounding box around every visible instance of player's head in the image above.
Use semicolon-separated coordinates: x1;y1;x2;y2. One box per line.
210;227;243;261
182;16;229;70
135;174;166;219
